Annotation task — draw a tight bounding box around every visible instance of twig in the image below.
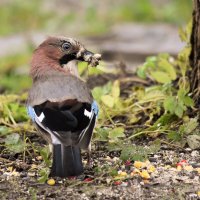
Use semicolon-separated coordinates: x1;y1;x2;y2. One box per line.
159;139;184;149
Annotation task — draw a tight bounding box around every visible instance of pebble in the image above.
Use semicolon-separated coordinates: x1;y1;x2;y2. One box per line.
188;193;198;198
113;157;119;162
149;157;157;162
121;182;128;187
191;151;199;157
20;172;27;178
106;178;111;184
190;162;200;168
36;156;43;161
185;148;192;152
140;181;144;185
164;161;172;165
97;192;102;196
27;172;36;177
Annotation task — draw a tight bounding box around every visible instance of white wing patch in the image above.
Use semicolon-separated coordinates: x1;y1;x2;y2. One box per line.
38;112;45;122
84;109;92;119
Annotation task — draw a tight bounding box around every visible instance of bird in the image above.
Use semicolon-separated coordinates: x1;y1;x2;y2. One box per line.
27;36;101;177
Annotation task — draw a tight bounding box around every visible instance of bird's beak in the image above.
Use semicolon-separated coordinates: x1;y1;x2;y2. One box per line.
76;49;101;67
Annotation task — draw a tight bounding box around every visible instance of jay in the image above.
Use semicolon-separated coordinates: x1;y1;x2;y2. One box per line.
27;37;101;177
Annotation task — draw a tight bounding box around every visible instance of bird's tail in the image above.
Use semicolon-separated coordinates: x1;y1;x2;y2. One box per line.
50;144;83;177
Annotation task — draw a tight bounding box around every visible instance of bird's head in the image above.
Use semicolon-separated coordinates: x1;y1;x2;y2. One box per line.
30;36;101;78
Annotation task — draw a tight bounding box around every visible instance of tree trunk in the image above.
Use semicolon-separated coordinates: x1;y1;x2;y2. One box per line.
190;0;200;105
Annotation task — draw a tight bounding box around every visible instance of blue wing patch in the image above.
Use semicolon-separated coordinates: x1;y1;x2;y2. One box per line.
27;106;36;122
91;101;99;117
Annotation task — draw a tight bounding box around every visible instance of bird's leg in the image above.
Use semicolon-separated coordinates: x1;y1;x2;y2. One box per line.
87;144;92;168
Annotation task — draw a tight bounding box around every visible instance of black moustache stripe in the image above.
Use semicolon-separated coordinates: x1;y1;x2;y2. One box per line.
59;54;77;65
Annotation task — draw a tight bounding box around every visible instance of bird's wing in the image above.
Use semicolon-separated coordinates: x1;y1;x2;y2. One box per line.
77;101;98;149
27;73;93;106
27;101;99;149
28;106;63;144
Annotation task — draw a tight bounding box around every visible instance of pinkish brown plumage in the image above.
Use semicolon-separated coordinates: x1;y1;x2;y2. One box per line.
30;36;101;79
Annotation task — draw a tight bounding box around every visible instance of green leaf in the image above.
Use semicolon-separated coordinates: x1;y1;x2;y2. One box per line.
158;58;177;80
167;131;182;141
136;65;147;79
5;133;20;145
146;56;157;63
179;20;192;43
142;89;165;102
187;135;200;150
38;168;50;183
164;96;176;113
4;133;25;153
175;103;184;118
7;103;28;122
154;114;177;127
120;144;159;162
92;87;105;102
128;114;140;124
179;27;188;42
178;88;187;100
94;128;109;141
179;118;198;135
0;126;10;135
150;71;172;83
183;96;194;107
136;57;157;79
101;95;115;108
112;80;120;98
109;127;125;140
110;169;118;177
39;146;51;167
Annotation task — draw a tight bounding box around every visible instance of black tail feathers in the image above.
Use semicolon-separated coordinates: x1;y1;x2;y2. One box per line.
50;144;83;177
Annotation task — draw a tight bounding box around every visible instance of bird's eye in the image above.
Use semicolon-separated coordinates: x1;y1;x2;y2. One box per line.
62;42;71;51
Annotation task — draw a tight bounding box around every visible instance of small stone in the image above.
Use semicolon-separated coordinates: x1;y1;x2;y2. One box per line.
82;160;87;165
7;166;13;172
31;164;37;169
149;157;157;162
154;154;160;158
190;162;200;168
27;172;36;177
11;170;20;177
105;156;111;160
195;168;200;174
189;193;197;198
113;157;119;162
118;170;122;174
36;156;43;161
185;148;192;152
164;161;172;165
106;178;111;184
140;181;144;185
121;182;128;187
121;165;125;170
97;192;102;196
191;151;199;157
20;172;27;178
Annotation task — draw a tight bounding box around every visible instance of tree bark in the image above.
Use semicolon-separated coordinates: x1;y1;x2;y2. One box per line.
190;0;200;105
